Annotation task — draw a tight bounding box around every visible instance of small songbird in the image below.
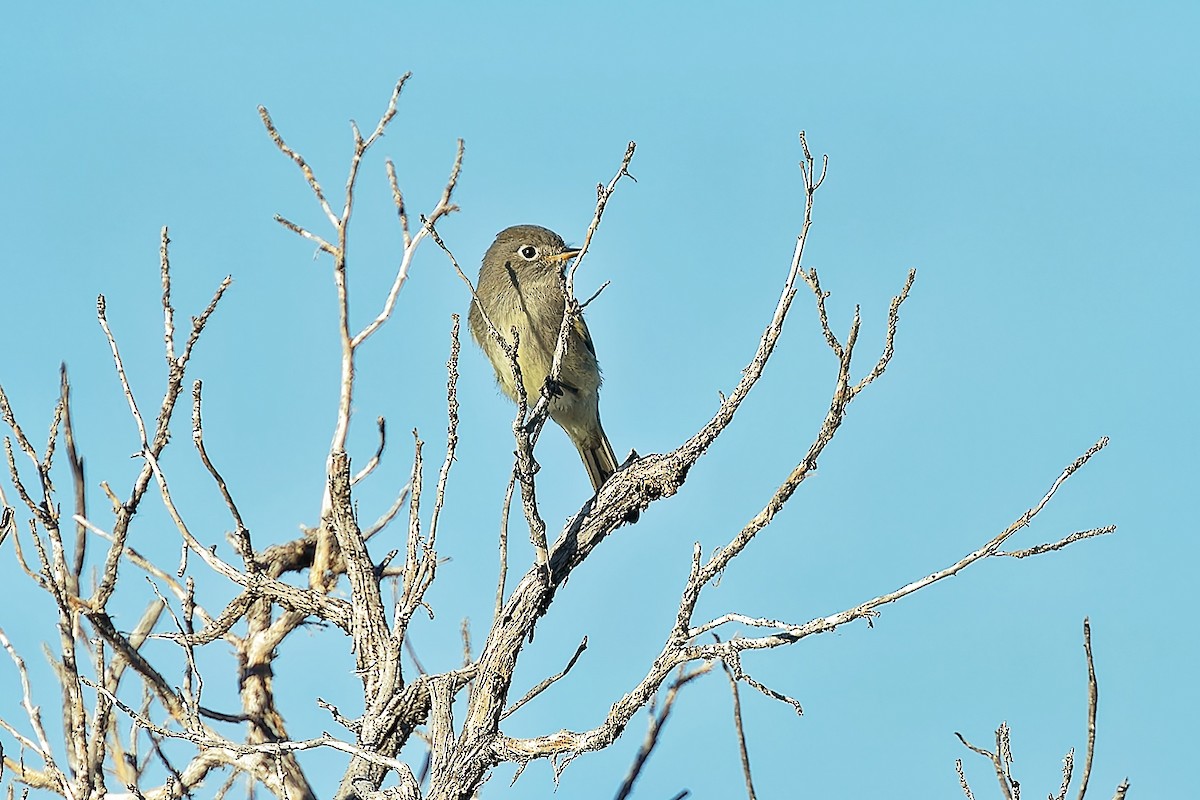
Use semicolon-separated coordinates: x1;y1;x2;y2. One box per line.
468;225;619;492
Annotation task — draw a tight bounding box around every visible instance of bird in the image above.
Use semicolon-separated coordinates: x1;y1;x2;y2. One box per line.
468;224;619;492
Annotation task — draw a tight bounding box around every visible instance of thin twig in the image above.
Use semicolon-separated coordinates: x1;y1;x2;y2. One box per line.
613;662;713;800
84;677;417;774
688;438;1112;650
720;660;758;800
273;215;336;254
998;527;1116;558
427;317;461;552
494;472;515;623
461;619;473;670
59;366;88;592
258;106;339;228
1077;618;1097;800
0;627;69;797
97;295;150;450
956;759;977;800
579;280;612;310
955;729;1015;800
1056;749;1076;800
191;381;251;565
353;137;463;349
72;514;223;633
351;417;387;486
502;637;588;720
363;483;411;539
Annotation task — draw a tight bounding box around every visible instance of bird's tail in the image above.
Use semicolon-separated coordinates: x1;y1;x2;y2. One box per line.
576;427;619;493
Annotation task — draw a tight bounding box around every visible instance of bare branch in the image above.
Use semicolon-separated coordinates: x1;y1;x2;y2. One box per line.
852;268;915;395
327;450;394;693
387;158;411;247
956;621;1111;800
97;295;150;450
351;136;463;349
0;383;45;477
191;380;252;566
494;472;515;623
352;416;388;486
737;669;803;717
178;275;233;367
135;448;354;630
363;482;411;540
579;279;611;310
720;660;758;800
1055;749;1076;800
258;105;339;228
955;728;1015;800
0;502;13;549
613;663;713;800
692;438;1112;649
998;526;1116;559
0;627;69;797
86;677;416;775
72;513;225;634
502;637;588;720
59;366;88;593
273;214;337;254
358;74;408;154
427;316;462;553
92;265;231;612
956;759;976;800
1077;618;1098;800
141;449;245;585
396;432;427;633
492;429;1108;777
350;133;460;345
461;619;473;670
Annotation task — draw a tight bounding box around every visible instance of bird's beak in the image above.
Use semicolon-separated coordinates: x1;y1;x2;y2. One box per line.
546;248;582;263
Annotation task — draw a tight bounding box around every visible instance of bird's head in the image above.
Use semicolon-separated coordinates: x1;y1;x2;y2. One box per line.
484;224;580;278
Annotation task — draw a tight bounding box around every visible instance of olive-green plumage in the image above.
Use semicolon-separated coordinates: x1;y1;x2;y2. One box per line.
468;225;618;491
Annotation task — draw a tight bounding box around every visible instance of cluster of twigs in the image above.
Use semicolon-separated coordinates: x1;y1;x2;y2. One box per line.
955;620;1129;800
0;76;1119;800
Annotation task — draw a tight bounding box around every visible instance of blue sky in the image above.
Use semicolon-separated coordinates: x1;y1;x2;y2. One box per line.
1;2;1196;798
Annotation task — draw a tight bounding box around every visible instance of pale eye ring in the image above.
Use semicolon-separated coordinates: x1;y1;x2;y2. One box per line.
518;245;539;260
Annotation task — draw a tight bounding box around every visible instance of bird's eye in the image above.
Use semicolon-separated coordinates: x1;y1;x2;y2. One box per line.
518;245;539;260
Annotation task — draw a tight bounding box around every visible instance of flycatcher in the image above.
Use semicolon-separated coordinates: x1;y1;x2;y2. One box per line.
468;225;619;491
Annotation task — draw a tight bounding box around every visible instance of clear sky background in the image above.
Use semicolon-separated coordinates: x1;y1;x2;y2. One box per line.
1;3;1195;798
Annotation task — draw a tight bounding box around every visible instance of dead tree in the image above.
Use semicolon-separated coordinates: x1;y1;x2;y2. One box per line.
0;75;1116;800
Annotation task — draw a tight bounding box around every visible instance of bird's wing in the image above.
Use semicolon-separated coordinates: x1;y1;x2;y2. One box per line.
573;314;597;358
